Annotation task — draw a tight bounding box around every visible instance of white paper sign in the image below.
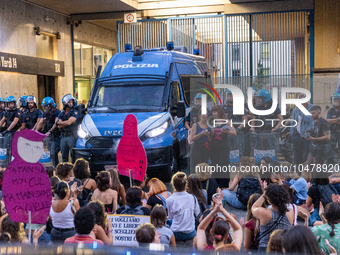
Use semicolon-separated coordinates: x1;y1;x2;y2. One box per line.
108;214;150;247
124;13;137;23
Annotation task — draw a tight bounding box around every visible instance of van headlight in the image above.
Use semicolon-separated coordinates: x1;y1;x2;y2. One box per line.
78;125;91;139
146;120;170;138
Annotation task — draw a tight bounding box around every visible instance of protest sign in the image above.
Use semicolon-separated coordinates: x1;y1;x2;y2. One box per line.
2;130;52;224
108;214;150;247
116;114;147;182
254;149;276;163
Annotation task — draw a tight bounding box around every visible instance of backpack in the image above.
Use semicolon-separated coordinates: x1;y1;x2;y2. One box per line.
192;194;206;230
157;191;170;210
236;177;262;205
120;205;145;215
318;184;339;207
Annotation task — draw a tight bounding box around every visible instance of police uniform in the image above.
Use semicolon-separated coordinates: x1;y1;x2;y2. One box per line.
0;110;5;132
223;102;246;129
4;108;21;133
254;103;281;132
23;108;43;129
45;108;61;166
327;107;340;160
59;107;79;162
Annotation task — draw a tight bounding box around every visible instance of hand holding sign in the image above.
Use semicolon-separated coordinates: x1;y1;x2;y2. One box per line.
117;114;147;182
2;130;52;224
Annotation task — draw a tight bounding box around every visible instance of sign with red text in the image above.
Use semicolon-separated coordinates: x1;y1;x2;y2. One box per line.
117;114;147;182
2;130;52;224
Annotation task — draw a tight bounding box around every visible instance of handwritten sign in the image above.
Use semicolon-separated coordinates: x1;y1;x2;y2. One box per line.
2;130;52;224
116;114;147;182
108;214;150;247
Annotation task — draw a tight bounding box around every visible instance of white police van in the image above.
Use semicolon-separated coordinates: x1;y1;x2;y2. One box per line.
73;43;208;181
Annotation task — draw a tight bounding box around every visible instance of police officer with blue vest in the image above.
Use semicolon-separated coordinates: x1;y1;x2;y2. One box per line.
57;94;79;162
327;93;340;163
19;95;43;131
18;95;28;114
36;97;61;167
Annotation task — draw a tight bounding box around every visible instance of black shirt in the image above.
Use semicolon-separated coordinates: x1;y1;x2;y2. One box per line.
307;185;321;209
313;117;330;145
146;195;164;209
116;205;151;215
201;178;219;205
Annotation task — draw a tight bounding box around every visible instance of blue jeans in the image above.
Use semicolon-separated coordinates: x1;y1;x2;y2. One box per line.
222;189;247;210
292;132;311;165
51;227;76;244
60;135;76;162
308;208;321;226
173;230;196;241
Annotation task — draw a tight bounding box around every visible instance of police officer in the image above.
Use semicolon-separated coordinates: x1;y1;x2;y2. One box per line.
327;93;340;163
243;87;258;156
0;98;6;132
57;94;79;162
18;95;28;114
250;89;283;133
36;97;61;167
19;95;43;131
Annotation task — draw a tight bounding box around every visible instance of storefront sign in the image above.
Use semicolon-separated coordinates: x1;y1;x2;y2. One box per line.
0;52;64;76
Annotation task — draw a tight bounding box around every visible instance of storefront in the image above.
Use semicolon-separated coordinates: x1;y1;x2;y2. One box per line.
74;42;113;105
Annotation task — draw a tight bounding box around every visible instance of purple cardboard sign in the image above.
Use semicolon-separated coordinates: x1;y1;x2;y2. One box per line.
2;130;52;224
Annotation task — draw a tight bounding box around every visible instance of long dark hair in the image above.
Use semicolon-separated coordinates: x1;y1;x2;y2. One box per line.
96;171;111;191
73;158;90;180
188;174;206;205
265;184;290;215
87;200;106;229
150;205;167;228
108;168;121;192
212;219;230;243
324;202;340;237
282;226;323;255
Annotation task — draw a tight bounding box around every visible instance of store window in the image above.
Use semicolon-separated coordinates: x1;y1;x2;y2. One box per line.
74;42;113;106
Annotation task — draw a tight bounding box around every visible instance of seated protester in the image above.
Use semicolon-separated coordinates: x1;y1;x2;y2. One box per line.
261;156;277;184
0;232;11;244
312;202;340;255
64;207;104;245
196;194;243;251
243;194;264;251
68;158;97;207
307;171;338;226
150;205;176;248
1;215;28;244
46;166;55;178
166;172;200;242
50;176;60;197
91;171;118;214
87;201;113;245
282;226;324;255
132;174;149;203
288;170;308;206
135;223;160;247
56;163;74;183
223;157;263;210
116;187;151;216
188;174;207;221
266;229;284;254
252;184;294;251
193;209;216;249
107;168;126;206
196;163;221;208
145;178;171;211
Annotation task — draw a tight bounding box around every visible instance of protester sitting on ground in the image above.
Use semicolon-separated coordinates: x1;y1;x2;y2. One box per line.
150;205;176;248
193;209;216;249
196;194;243;251
50;176;60;197
0;215;28;243
260;156;276;184
87;201;113;245
91;171;117;214
288;170;308;206
56;163;74;183
145;178;171;211
252;183;294;251
64;207;104;245
196;163;221;208
266;229;284;254
306;171;338;226
0;232;11;244
68;158;97;207
312;202;340;254
223;157;263;210
50;181;79;243
166;172;200;244
46;166;55;178
107;168;126;206
132;174;149;202
116;187;151;215
282;226;324;255
241;193;264;251
135;223;160;247
188;174;207;220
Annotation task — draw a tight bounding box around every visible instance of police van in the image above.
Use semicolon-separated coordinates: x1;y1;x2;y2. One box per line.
73;43;208;181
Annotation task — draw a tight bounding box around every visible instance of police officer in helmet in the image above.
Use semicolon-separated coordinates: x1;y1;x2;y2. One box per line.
36;97;61;167
326;93;340;163
19;95;43;131
57;94;79;162
250;89;283;133
0;98;6;132
18;95;28;114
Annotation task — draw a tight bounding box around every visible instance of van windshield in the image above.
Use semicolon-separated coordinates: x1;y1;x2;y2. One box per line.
93;84;165;108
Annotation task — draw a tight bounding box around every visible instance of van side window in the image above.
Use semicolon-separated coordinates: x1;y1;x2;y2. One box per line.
171;82;180;106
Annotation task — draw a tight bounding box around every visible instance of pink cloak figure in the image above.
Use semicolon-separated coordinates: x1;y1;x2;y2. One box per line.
2;129;52;224
116;114;147;182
